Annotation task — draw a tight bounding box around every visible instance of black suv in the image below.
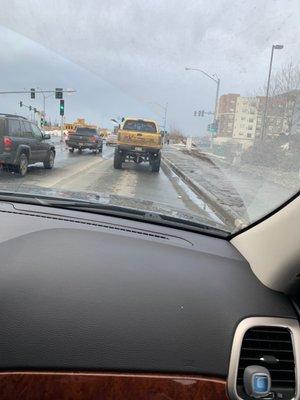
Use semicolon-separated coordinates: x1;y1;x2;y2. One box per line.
0;114;55;177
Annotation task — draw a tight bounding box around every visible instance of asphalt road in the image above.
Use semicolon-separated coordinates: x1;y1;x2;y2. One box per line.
0;137;219;224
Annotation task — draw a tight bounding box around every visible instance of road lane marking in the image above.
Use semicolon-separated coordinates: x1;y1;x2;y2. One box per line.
111;169;138;197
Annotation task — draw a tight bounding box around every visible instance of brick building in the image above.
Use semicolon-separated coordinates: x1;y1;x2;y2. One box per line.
216;94;239;138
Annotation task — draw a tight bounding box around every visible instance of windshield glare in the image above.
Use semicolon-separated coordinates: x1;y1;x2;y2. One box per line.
0;1;299;236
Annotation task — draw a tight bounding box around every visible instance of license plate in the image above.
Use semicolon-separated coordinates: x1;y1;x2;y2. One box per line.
135;147;142;151
79;143;84;146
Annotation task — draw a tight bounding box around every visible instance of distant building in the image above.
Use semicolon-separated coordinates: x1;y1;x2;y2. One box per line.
290;91;300;136
216;93;239;138
215;90;300;148
65;118;97;132
232;97;259;147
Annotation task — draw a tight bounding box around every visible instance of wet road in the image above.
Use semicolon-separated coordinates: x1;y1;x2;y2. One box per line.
0;137;219;223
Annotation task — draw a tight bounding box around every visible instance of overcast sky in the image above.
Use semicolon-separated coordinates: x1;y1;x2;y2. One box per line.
0;0;299;135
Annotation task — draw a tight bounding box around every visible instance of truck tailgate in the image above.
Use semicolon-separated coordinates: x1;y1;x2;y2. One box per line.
118;130;161;147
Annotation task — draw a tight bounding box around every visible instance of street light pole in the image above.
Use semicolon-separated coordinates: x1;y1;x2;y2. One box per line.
214;76;220;121
261;44;284;140
185;67;220;120
185;67;220;148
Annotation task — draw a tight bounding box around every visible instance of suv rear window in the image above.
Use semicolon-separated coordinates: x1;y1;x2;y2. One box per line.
123;120;157;133
8;119;22;137
22;121;34;138
75;128;97;136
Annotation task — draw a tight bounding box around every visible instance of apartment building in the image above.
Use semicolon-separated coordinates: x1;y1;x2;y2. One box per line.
258;96;288;137
216;94;239;138
232;97;259;144
215;91;300;148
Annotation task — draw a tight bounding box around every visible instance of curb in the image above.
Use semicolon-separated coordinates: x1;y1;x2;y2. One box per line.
161;156;244;229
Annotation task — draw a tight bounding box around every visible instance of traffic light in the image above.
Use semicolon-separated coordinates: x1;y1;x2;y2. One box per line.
19;101;23;107
59;99;65;116
29;106;32;111
55;88;63;99
41;116;44;126
30;88;35;99
198;110;201;117
201;110;205;117
193;111;197;116
34;108;37;113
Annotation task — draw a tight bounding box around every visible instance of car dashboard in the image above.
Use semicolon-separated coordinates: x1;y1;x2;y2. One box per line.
0;201;298;400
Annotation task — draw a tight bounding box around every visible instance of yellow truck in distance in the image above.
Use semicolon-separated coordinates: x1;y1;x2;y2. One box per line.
114;118;163;172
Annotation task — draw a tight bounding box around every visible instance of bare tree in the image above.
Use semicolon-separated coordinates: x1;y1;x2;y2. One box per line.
273;61;300;95
258;61;300;136
168;127;186;143
257;60;300;96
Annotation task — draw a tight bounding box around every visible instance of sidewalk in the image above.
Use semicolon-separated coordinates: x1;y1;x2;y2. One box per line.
162;145;297;227
162;146;248;228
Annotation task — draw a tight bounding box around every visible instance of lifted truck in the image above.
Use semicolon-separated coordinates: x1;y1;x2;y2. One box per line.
114;118;162;172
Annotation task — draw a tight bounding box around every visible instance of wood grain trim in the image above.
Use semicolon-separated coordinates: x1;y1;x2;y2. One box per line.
0;371;228;400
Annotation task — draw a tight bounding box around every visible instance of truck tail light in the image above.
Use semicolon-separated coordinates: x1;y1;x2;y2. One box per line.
3;136;13;151
90;135;97;142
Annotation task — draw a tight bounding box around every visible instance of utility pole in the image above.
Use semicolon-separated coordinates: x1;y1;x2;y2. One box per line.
261;44;284;140
147;101;168;141
163;102;168;135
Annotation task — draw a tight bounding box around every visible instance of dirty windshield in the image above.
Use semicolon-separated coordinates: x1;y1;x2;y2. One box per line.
0;1;299;236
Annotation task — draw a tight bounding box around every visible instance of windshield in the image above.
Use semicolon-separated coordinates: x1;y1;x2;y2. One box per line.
0;1;299;236
123;120;157;133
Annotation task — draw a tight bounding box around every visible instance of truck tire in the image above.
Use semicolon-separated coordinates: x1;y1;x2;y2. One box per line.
114;148;122;169
16;153;28;177
150;153;161;173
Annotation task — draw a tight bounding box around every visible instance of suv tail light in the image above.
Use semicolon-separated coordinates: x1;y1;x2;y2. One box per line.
3;136;13;151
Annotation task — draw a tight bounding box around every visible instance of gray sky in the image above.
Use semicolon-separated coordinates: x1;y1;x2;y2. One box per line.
0;0;299;135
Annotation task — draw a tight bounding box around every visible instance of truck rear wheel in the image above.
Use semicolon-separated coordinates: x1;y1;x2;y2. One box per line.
150;153;161;173
114;148;123;169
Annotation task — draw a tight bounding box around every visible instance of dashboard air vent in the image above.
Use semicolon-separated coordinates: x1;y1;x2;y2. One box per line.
238;326;295;392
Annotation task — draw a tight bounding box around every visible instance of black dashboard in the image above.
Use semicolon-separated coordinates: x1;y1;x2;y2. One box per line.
0;201;296;378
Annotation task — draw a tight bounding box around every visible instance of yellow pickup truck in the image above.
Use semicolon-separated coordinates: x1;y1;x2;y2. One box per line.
114;118;163;172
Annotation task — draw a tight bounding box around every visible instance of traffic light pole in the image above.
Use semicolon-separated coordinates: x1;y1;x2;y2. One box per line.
0;89;76;94
59;99;65;142
60;115;64;143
